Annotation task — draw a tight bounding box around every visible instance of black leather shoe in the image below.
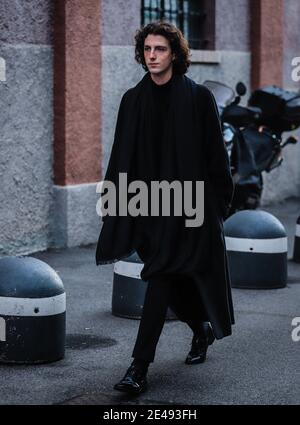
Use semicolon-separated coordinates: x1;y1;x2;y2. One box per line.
114;364;148;394
185;322;215;365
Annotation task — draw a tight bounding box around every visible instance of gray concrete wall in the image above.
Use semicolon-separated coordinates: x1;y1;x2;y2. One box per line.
0;1;54;256
188;51;251;93
102;0;140;46
215;0;250;52
50;183;101;248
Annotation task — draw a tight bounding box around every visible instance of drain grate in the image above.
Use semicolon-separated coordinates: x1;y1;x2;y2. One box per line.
65;334;117;350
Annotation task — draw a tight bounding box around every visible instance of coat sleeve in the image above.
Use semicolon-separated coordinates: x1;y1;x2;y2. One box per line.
202;86;234;219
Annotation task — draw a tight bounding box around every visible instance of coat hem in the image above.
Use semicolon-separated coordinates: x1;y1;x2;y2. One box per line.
95;248;136;266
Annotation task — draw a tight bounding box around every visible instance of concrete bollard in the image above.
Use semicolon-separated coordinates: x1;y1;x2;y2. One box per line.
112;252;176;319
224;210;288;289
0;256;66;364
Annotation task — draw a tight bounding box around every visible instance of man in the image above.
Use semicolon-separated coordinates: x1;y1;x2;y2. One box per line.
96;21;234;394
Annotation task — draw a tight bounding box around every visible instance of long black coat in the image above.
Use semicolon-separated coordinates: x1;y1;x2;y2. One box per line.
96;72;235;339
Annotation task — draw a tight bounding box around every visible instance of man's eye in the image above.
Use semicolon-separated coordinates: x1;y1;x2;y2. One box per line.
144;46;166;51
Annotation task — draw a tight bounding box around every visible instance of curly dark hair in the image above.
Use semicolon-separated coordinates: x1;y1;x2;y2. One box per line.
134;21;191;75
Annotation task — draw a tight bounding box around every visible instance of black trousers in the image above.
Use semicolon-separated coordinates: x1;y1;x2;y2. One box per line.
132;274;207;363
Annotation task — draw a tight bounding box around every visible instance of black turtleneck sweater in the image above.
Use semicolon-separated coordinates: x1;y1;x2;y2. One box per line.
150;75;173;173
151;75;172;130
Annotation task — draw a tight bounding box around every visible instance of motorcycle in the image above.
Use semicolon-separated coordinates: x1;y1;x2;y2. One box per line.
203;80;300;216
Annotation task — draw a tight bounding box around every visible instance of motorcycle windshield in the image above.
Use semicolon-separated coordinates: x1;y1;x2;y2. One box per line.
202;81;235;107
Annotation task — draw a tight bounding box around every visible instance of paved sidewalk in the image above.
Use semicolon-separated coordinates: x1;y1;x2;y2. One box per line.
0;198;299;405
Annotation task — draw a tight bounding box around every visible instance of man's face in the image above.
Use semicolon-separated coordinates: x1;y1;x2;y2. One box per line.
144;34;174;76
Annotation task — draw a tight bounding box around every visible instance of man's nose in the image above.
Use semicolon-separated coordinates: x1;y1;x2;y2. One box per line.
150;49;156;59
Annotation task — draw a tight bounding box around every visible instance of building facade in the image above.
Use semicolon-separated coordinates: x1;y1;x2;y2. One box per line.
0;0;299;256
